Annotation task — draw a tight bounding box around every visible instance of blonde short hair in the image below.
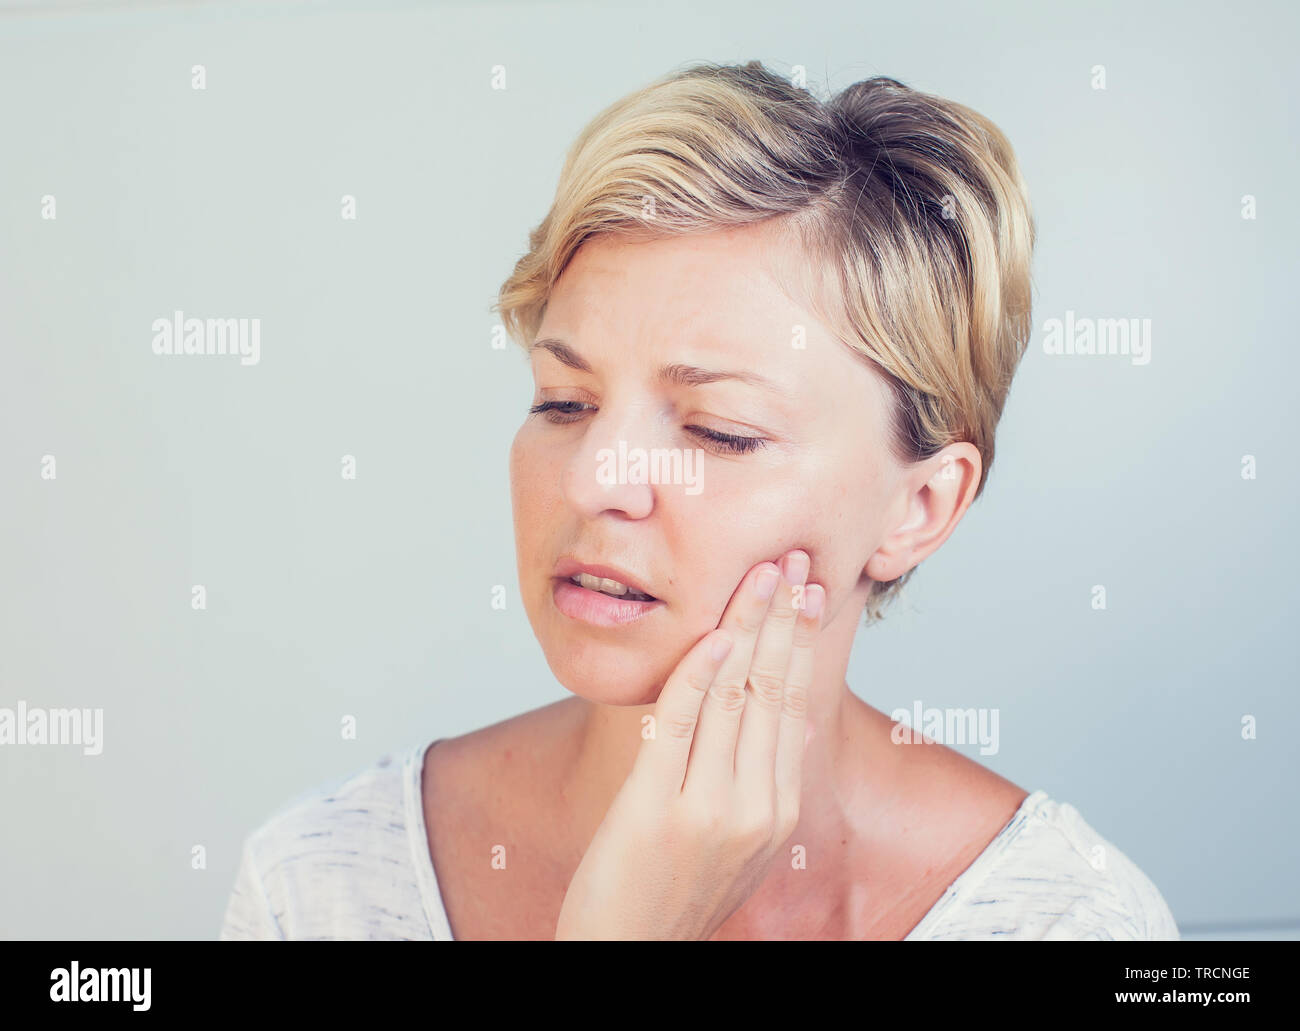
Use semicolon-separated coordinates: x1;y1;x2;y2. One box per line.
495;60;1036;624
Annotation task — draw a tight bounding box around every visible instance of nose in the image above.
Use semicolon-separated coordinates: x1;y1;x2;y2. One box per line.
561;400;659;521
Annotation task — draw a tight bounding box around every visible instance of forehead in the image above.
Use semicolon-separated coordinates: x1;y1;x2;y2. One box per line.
544;223;803;340
537;223;871;400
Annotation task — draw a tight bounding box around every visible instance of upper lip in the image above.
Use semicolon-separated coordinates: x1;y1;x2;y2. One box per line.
553;558;660;600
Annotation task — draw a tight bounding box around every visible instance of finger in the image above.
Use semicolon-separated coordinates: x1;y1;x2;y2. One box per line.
682;561;782;795
773;583;823;822
634;628;735;796
733;550;810;792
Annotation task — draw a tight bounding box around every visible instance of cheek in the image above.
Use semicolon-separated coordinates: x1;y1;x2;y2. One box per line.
680;465;869;618
509;428;549;525
669;490;819;621
509;429;557;602
508;427;530;496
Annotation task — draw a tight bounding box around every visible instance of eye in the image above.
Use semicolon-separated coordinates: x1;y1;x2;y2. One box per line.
528;399;594;423
528;400;768;455
686;426;767;455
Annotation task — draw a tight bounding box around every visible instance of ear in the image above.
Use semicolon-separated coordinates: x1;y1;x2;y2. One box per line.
864;443;982;583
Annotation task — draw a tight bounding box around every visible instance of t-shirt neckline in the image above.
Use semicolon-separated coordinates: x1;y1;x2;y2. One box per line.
403;739;455;941
401;736;1047;942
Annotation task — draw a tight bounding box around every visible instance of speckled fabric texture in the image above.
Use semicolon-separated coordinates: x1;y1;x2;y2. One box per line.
220;741;1179;941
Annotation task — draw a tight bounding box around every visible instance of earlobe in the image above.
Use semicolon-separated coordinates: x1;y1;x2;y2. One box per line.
864;551;898;583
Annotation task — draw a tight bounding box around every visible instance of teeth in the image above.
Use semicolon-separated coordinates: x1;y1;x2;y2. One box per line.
590;572;629;595
579;572;627;595
571;572;654;601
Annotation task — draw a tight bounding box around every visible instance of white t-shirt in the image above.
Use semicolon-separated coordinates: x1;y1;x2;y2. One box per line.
218;739;1180;941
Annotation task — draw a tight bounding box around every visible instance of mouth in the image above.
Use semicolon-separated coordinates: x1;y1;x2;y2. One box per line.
551;559;663;626
552;559;659;600
560;572;657;602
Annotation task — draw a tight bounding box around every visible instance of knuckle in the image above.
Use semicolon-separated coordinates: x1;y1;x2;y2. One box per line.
792;617;818;645
746;668;786;704
707;679;748;713
683;799;723;836
678;667;712;699
731;606;765;636
771;593;799;621
732;805;777;849
780;684;809;719
663;712;699;741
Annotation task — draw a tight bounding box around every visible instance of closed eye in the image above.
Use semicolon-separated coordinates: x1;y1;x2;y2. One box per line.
685;426;766;454
528;400;592;419
527;400;767;455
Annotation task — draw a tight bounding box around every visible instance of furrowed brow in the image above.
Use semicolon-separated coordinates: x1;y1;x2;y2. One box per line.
529;338;592;373
530;339;792;400
658;362;790;398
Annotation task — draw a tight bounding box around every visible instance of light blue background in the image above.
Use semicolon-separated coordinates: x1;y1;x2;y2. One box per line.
1;0;1296;939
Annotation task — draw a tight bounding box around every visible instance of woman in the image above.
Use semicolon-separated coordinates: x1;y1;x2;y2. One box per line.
220;60;1178;940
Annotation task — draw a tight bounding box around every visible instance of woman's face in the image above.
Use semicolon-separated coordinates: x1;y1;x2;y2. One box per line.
509;221;905;706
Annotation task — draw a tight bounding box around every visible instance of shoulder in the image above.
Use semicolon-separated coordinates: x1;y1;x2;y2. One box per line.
219;743;435;941
910;791;1180;941
430;699;581;807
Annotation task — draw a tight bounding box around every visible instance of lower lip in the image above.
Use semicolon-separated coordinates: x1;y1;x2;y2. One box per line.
552;579;664;627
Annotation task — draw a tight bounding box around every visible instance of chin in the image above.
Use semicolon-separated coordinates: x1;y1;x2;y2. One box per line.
544;651;669;708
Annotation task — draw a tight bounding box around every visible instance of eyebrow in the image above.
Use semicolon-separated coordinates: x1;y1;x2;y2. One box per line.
529;338;792;398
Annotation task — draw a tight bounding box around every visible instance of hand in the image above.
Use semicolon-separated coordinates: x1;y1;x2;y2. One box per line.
554;550;826;940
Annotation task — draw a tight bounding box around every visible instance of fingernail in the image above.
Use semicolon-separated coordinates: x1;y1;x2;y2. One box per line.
756;567;780;599
783;551;810;584
710;632;734;661
803;585;824;620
